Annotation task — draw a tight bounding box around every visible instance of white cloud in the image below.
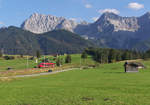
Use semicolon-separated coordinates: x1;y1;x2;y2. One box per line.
128;2;144;10
92;17;99;21
85;4;92;8
98;9;120;15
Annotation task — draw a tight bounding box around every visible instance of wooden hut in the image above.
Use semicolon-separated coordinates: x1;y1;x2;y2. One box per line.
124;62;145;73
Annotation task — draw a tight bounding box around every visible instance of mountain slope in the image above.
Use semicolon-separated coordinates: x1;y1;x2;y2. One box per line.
81;12;150;51
0;26;40;54
38;30;95;54
0;26;95;55
20;12;150;51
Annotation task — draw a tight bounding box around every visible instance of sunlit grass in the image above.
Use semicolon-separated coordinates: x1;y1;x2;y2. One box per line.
0;60;150;104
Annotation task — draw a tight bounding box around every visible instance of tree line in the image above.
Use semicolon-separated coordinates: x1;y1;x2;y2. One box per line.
81;47;150;64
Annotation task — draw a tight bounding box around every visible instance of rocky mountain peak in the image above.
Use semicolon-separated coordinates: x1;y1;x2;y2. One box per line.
21;13;78;34
95;12;120;24
144;11;150;15
21;12;150;37
94;12;139;32
101;12;120;19
79;21;89;25
31;13;39;17
140;12;150;20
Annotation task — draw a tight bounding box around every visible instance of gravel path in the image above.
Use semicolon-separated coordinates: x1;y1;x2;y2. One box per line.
0;68;79;78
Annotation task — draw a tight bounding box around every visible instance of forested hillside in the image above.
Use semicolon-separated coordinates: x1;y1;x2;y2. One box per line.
0;26;95;55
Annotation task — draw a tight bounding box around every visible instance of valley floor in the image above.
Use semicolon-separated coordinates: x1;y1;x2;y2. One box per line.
0;60;150;105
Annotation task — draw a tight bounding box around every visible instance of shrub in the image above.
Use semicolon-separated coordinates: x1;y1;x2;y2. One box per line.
81;52;88;59
4;56;15;60
36;50;41;58
0;50;3;57
20;54;23;58
56;58;61;67
42;58;50;62
65;54;72;63
29;56;35;60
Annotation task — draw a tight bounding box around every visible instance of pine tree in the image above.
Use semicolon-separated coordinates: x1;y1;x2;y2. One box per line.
144;49;150;59
108;49;117;63
116;51;122;61
81;52;88;59
0;50;3;57
56;57;61;66
122;51;130;60
36;50;41;58
65;54;72;63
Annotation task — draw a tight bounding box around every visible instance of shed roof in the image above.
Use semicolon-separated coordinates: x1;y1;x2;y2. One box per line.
124;62;145;68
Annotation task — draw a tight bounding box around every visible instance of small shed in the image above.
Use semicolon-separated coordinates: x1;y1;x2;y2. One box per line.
124;62;145;73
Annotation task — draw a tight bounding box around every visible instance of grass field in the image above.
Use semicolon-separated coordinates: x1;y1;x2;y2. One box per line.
0;59;150;105
0;57;36;71
0;54;95;71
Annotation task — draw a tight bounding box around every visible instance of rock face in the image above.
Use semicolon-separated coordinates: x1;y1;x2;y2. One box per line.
21;12;141;35
79;12;141;38
95;13;139;32
21;12;150;51
21;13;78;34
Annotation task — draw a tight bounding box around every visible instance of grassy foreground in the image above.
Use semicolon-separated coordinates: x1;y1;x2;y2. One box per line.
0;60;150;105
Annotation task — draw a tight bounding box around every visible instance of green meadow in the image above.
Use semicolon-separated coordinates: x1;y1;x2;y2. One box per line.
0;59;150;105
0;54;95;71
0;54;93;71
0;57;36;71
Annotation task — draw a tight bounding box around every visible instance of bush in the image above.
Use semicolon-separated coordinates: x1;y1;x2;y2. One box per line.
4;56;15;60
42;58;50;62
94;62;100;68
36;50;41;58
0;50;3;57
20;54;23;58
81;52;88;59
56;58;61;67
7;67;13;70
65;54;72;63
29;56;34;60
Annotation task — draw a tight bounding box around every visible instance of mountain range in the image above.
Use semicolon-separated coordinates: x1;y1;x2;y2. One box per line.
0;26;94;55
21;12;150;51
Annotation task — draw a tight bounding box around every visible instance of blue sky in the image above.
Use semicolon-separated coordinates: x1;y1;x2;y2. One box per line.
0;0;150;27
